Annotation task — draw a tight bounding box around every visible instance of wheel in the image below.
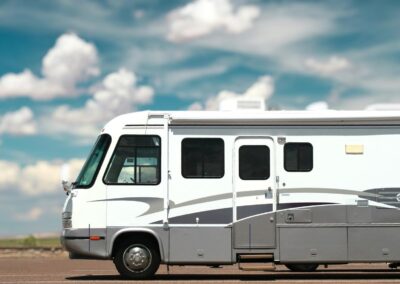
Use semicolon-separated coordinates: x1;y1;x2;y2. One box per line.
114;239;160;279
285;263;319;272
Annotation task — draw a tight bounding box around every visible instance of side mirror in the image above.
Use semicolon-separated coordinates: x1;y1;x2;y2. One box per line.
62;180;72;195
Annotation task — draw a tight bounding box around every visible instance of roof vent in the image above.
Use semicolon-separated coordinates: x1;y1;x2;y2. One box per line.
219;98;265;111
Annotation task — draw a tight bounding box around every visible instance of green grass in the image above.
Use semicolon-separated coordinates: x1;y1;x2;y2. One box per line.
0;236;61;248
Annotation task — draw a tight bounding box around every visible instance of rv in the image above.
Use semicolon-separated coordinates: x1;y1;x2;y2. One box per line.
62;110;400;279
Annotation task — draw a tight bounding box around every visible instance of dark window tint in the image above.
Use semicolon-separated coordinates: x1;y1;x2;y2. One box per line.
104;135;161;185
182;138;224;178
284;143;313;172
239;145;270;180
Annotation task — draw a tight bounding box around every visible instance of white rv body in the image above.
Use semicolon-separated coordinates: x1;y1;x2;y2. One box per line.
62;110;400;277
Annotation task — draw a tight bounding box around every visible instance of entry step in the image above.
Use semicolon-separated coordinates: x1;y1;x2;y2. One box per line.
238;254;275;271
239;254;273;260
238;262;275;271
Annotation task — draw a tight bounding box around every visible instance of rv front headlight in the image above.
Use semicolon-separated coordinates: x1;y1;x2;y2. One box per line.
62;212;72;228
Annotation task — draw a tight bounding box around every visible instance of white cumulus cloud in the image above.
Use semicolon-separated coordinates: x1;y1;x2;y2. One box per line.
167;0;260;42
187;2;344;57
0;158;84;195
0;160;20;189
190;75;274;110
42;32;99;89
305;56;350;75
19;161;66;195
305;101;330;111
0;107;37;135
0;33;99;100
44;68;154;138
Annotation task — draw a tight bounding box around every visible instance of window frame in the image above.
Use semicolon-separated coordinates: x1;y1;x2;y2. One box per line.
284;142;313;172
103;135;162;186
239;145;270;180
181;137;225;179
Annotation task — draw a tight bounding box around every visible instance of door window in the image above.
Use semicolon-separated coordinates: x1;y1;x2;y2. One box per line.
239;145;270;180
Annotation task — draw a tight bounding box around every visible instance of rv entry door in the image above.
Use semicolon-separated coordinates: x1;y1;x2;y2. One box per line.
233;137;276;248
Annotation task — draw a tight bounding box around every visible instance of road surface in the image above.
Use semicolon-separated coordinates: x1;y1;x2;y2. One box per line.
1;254;400;283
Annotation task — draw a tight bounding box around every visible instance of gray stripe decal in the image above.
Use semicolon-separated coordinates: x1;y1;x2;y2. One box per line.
155;202;333;224
237;190;266;198
237;204;272;220
168;207;232;224
278;202;332;210
171;193;232;209
280;188;380;198
170;204;272;224
363;188;400;208
171;190;267;209
91;197;173;217
92;188;382;218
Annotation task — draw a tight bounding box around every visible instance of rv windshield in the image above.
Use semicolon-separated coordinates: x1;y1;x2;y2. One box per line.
74;134;111;188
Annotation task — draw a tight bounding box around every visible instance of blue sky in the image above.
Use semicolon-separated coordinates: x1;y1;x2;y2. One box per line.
0;0;400;236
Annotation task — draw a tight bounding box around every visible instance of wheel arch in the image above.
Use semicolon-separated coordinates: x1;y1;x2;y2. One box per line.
109;228;165;261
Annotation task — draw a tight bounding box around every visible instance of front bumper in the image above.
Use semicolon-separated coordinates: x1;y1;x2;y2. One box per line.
61;229;109;260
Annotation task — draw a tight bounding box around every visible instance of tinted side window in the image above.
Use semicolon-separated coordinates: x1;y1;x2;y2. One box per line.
104;135;161;185
284;143;313;172
182;138;224;178
239;145;270;180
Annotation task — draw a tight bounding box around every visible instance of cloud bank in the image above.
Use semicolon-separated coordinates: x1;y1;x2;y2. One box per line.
305;56;351;75
0;107;37;135
45;68;154;138
0;33;99;100
190;75;274;110
0;159;84;195
167;0;260;42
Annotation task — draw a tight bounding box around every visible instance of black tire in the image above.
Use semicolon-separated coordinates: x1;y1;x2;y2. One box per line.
285;263;319;272
113;239;160;279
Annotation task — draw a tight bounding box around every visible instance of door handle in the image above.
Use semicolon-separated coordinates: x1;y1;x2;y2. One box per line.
265;187;273;199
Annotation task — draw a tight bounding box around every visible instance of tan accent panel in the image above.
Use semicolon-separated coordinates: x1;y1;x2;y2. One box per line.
345;144;364;154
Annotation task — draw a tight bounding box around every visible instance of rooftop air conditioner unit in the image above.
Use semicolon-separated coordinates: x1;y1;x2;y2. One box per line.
219;98;266;111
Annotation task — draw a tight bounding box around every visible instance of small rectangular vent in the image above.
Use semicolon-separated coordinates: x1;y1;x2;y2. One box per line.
219;98;265;111
237;100;262;109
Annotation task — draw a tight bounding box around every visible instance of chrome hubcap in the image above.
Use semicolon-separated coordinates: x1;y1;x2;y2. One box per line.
123;245;151;273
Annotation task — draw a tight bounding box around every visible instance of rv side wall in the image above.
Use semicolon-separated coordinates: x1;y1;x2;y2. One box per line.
63;116;400;265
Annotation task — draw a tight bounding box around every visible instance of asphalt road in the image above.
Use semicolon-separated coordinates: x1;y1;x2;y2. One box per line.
2;255;400;283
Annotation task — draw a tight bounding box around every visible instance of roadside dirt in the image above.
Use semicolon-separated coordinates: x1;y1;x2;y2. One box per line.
0;248;66;258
